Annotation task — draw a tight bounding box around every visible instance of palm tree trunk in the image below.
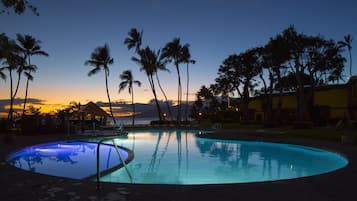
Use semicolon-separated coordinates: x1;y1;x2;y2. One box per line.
104;69;116;124
185;63;189;122
349;49;352;77
13;71;21;99
176;65;182;124
155;72;173;120
22;76;30;116
22;57;31;116
296;71;306;121
276;72;283;124
148;75;163;121
8;68;14;124
131;87;135;129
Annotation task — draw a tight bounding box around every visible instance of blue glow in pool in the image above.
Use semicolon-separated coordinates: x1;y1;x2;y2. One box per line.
7;130;348;184
7;141;129;179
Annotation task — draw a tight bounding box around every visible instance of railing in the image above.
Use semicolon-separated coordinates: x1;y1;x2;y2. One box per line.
96;136;133;189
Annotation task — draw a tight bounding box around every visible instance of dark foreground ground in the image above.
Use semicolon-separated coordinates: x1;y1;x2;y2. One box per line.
1;130;357;201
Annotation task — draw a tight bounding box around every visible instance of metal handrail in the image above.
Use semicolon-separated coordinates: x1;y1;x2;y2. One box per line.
96;136;132;189
112;139;133;181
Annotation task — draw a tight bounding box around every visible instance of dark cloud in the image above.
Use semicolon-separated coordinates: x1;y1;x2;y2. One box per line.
0;98;44;112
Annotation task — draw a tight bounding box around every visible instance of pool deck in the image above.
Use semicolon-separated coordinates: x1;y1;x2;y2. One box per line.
1;130;357;201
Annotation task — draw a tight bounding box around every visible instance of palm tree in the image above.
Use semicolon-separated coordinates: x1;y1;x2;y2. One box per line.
181;45;195;122
124;28;143;53
161;38;188;123
85;44;116;124
154;50;173;121
0;34;21;123
132;47;163;120
338;34;353;77
119;70;141;128
16;34;48;116
125;28;173;121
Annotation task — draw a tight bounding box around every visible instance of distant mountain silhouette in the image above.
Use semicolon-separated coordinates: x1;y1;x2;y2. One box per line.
96;100;193;118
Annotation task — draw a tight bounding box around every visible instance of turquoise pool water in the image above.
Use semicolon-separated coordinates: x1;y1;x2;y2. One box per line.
7;130;348;184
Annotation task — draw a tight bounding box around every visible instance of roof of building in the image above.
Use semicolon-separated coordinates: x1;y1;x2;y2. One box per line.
79;101;110;117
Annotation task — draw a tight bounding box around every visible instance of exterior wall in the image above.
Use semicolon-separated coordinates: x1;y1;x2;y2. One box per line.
314;87;349;120
248;83;354;122
272;94;297;109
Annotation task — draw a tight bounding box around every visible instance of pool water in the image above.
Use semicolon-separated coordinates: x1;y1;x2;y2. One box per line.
7;130;348;184
7;141;129;179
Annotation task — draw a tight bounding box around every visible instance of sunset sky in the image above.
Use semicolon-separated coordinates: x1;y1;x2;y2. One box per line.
1;0;357;115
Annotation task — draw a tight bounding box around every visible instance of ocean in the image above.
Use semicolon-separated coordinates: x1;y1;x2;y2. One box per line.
115;117;156;125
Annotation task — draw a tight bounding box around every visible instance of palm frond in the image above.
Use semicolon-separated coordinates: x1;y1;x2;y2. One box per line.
24;72;34;81
87;67;101;76
118;81;128;93
0;67;6;80
134;80;141;87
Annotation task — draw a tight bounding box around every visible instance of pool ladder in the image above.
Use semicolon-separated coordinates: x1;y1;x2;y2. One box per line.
96;137;133;189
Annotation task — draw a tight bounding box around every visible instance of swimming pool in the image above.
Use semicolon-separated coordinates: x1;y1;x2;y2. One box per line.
7;141;131;179
7;130;348;184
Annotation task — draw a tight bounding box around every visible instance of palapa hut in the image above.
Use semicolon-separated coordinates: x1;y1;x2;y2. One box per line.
76;101;111;129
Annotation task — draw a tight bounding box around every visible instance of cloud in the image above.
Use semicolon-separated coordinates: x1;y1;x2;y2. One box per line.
0;98;45;112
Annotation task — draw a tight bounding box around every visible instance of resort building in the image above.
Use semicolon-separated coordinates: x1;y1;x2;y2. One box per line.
248;76;357;124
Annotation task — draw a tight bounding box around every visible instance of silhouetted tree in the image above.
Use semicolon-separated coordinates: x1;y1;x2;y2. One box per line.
218;48;261;120
161;38;189;123
1;0;39;15
16;34;48;116
213;76;234;110
338;34;353;77
125;28;173;120
181;45;195;122
132;47;163;120
154;53;173;120
119;70;141;128
124;28;143;53
85;44;116;124
194;85;219;117
260;35;291;125
281;26;311;121
0;33;22;123
281;26;345;122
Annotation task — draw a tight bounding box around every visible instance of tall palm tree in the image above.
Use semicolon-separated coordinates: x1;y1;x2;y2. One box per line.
125;28;173;121
338;34;353;77
132;47;163;120
154;50;173;121
119;70;141;128
124;28;143;53
181;45;195;122
161;38;188;123
1;34;21;123
16;34;48;115
85;44;116;124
